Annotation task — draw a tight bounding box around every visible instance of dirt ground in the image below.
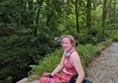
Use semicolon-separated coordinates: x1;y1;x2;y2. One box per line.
87;43;118;83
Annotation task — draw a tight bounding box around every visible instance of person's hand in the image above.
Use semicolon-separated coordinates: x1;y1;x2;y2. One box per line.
42;73;50;77
42;73;52;78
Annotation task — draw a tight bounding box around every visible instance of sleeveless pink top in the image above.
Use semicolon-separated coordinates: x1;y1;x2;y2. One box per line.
63;50;77;74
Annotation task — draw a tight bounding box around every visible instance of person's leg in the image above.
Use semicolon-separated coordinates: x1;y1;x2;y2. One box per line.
40;77;50;83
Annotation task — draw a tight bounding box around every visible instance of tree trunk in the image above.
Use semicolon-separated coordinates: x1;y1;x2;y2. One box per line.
108;0;112;18
28;0;34;28
113;2;116;17
101;0;108;34
75;0;79;33
46;11;53;26
87;0;91;32
18;0;24;28
34;0;44;37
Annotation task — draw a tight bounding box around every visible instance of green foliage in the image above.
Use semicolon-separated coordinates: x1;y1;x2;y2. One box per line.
111;33;118;41
107;24;118;41
96;39;112;52
0;67;11;79
29;49;63;78
0;25;15;36
0;35;36;79
0;33;60;80
69;29;108;45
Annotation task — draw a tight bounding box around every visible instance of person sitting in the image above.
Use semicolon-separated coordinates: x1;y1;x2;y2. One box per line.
40;35;85;83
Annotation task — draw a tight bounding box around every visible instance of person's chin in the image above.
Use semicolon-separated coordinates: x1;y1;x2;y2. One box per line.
64;49;69;51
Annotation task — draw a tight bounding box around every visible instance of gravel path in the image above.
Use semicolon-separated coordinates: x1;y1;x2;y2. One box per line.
88;43;118;83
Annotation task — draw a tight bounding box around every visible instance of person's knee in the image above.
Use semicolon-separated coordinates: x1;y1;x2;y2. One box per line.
39;77;47;83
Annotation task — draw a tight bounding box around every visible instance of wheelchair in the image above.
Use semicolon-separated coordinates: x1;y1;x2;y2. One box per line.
69;74;92;83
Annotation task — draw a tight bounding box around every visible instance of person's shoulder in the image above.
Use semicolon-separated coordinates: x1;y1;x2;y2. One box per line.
72;50;79;55
71;50;79;58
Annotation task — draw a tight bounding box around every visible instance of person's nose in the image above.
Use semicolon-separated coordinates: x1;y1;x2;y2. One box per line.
62;44;66;47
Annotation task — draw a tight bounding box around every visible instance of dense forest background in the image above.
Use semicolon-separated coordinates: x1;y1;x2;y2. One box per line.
0;0;118;83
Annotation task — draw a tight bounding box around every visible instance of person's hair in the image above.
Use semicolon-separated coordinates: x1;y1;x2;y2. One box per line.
62;35;76;47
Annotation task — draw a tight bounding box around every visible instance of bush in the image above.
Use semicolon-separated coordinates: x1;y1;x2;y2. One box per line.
29;49;63;78
0;34;60;81
110;33;118;41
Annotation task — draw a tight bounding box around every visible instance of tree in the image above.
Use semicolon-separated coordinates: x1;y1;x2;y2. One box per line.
86;0;92;31
101;0;108;34
33;0;44;37
75;0;80;33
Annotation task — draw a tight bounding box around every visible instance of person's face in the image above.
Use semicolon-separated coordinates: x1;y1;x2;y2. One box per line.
62;38;73;51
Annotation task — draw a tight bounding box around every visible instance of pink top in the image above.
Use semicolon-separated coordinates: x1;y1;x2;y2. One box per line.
63;50;77;74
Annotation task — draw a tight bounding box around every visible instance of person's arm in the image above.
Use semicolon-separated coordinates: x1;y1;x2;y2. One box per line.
71;51;85;83
50;54;65;76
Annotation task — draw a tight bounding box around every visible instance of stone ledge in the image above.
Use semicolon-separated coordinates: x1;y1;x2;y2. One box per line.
17;78;39;83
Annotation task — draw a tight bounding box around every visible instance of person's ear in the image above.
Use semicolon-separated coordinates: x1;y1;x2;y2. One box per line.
72;43;75;47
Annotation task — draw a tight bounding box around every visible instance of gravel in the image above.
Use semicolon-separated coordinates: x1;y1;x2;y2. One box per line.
87;43;118;83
